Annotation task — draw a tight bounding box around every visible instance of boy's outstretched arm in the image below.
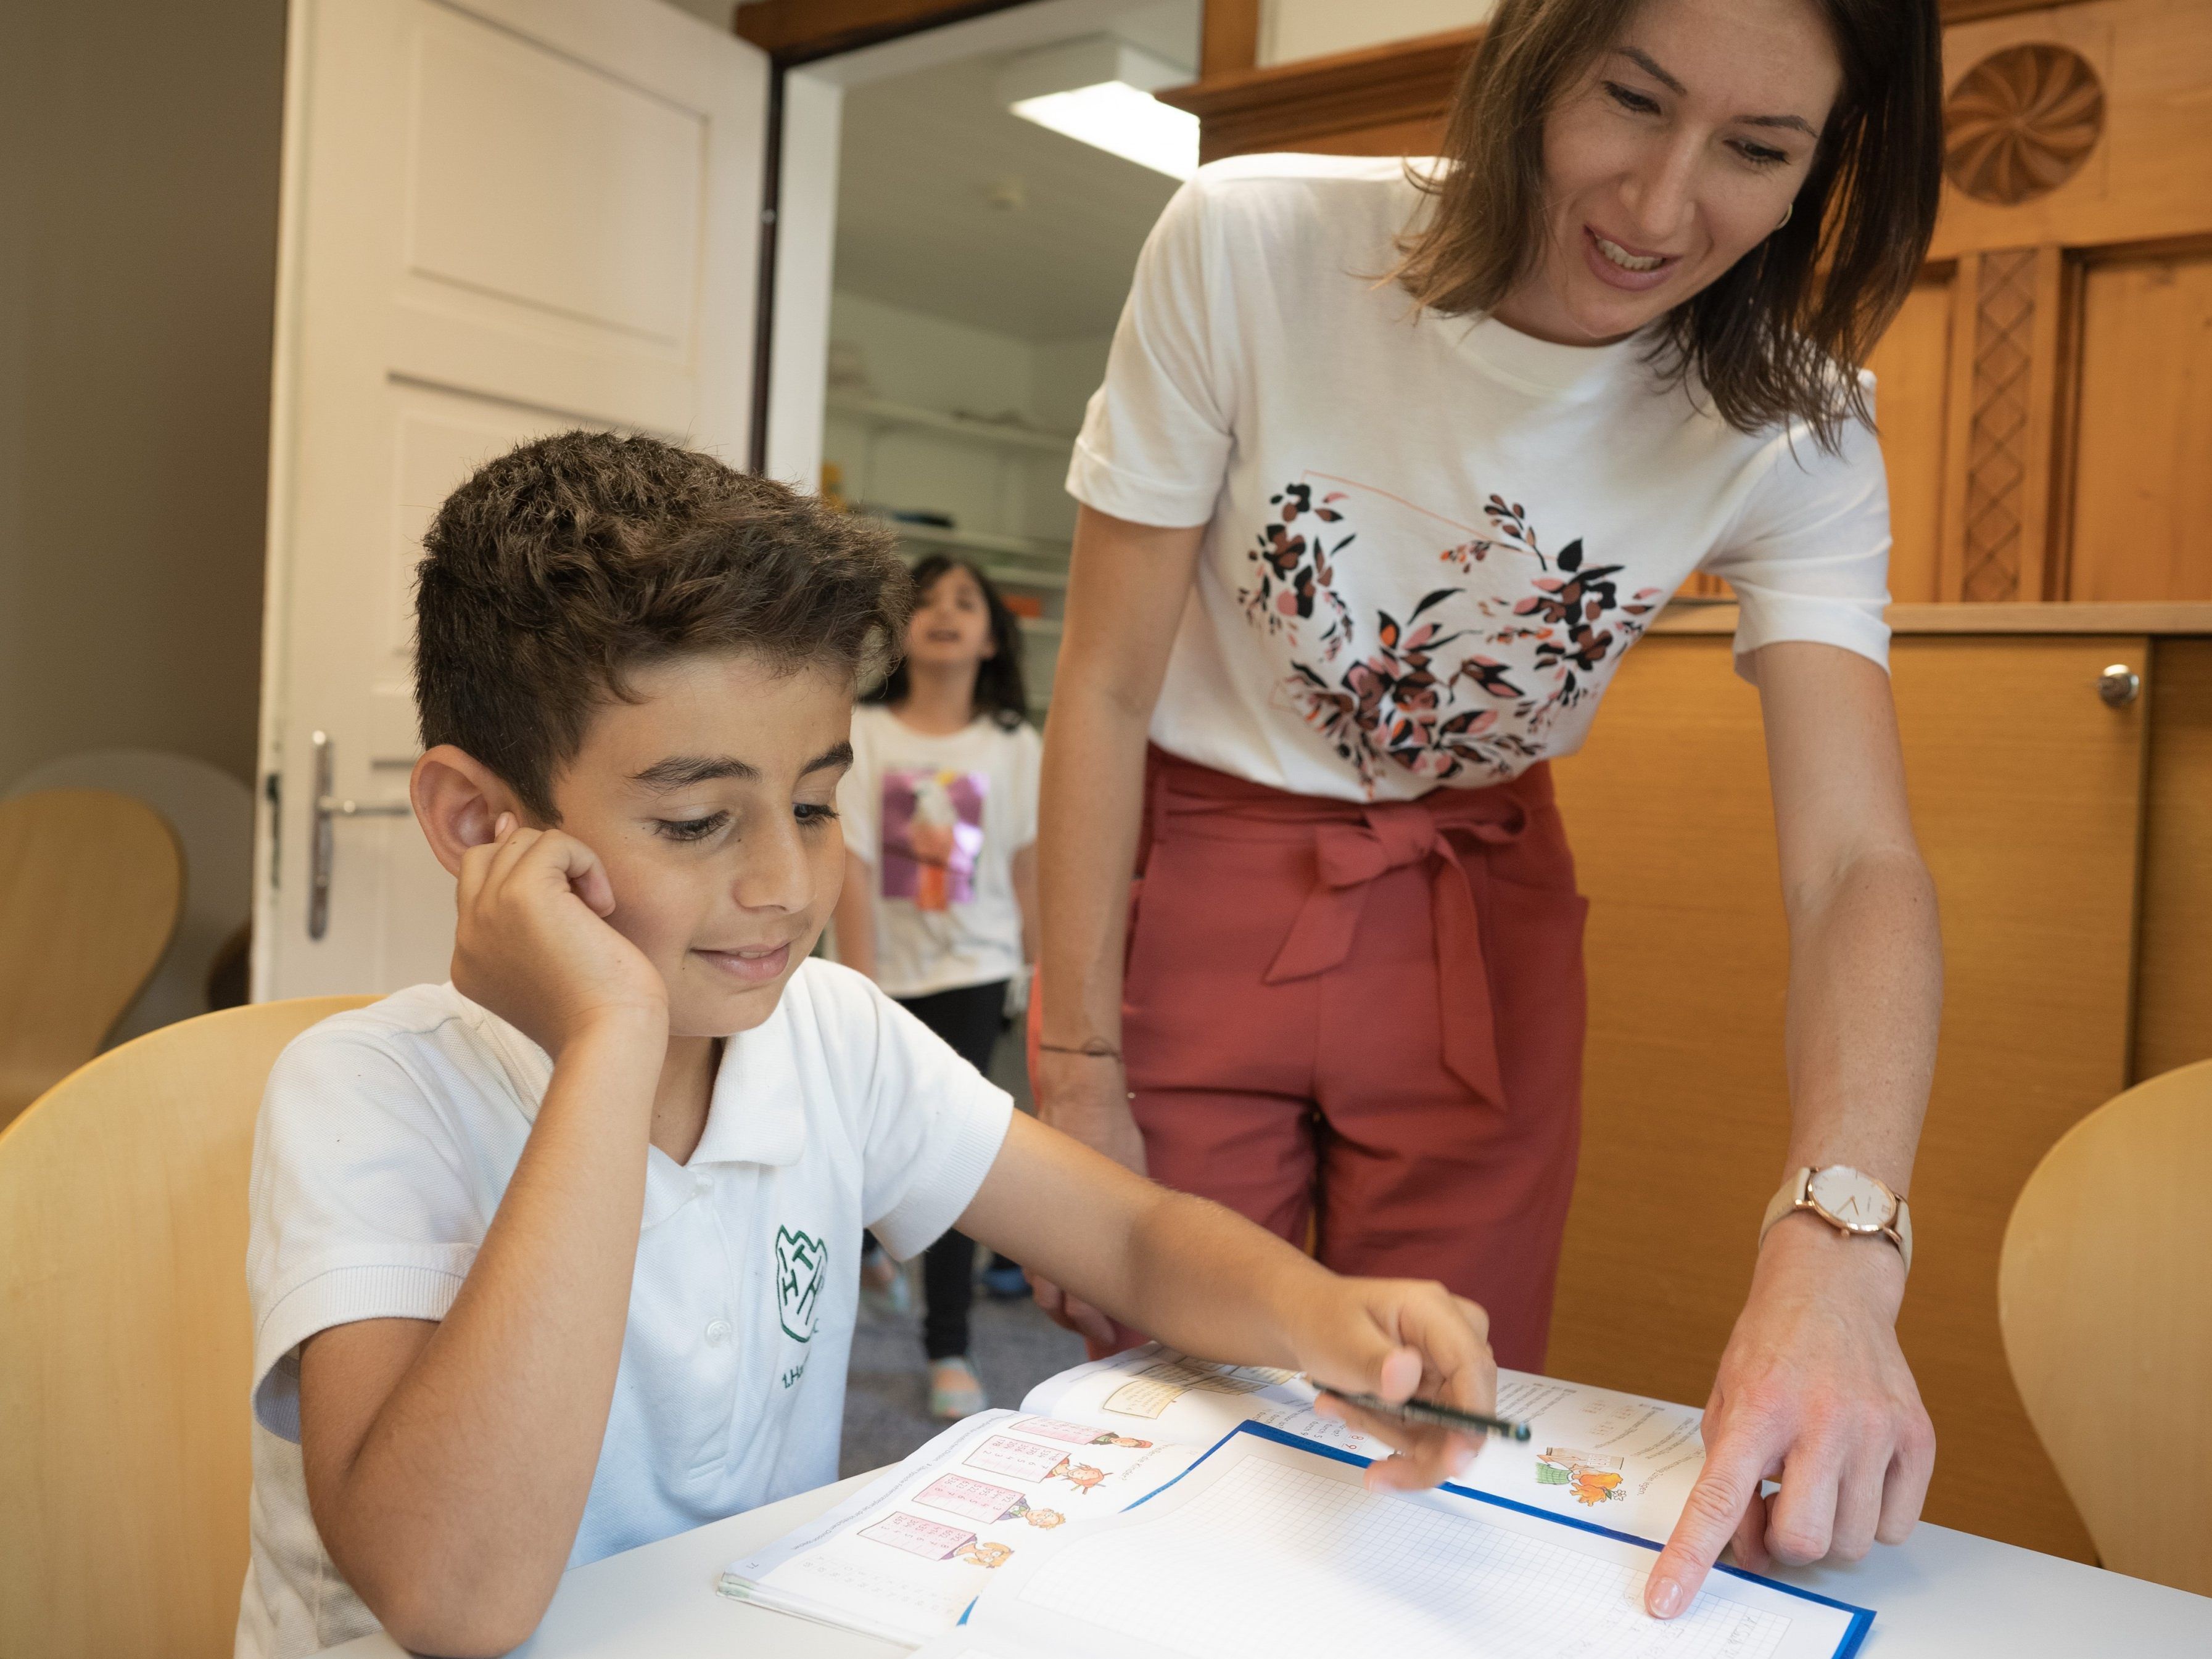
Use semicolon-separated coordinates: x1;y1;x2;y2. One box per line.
297;820;669;1658
957;1114;1496;1491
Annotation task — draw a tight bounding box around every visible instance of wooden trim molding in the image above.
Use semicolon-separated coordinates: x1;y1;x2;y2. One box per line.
1201;0;1260;79
1158;27;1482;163
734;0;1029;64
1941;0;2075;19
1649;600;2212;636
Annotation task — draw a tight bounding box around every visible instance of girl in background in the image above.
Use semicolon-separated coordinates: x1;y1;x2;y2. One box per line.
835;554;1041;1418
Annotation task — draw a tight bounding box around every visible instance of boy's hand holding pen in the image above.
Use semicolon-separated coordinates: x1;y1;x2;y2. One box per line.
1294;1280;1501;1493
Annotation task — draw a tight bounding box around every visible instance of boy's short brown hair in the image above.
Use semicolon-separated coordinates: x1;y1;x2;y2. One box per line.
415;430;909;821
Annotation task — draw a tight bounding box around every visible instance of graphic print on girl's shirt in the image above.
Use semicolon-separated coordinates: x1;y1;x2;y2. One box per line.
880;768;989;911
1240;474;1669;795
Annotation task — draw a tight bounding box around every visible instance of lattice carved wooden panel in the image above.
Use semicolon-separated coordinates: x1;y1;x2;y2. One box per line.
1960;250;2041;601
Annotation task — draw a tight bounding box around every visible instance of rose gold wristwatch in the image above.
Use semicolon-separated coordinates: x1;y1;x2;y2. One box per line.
1759;1165;1912;1274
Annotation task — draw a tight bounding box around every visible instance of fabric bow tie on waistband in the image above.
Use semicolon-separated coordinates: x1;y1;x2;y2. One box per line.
1261;799;1530;1111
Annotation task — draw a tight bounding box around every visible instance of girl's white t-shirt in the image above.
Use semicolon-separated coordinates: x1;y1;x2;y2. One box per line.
1067;154;1894;803
838;704;1041;1000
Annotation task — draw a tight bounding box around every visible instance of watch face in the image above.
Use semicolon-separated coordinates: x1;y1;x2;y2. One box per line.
1807;1166;1893;1232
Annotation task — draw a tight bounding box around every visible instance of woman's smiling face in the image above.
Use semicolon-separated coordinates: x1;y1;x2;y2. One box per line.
1494;0;1843;347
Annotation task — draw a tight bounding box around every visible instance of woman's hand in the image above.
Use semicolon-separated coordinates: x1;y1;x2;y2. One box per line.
1645;1218;1933;1616
1034;1048;1147;1174
1028;1049;1147;1348
452;813;668;1058
1303;1279;1497;1492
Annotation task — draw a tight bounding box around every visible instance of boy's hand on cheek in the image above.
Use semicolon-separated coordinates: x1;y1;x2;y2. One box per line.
1300;1278;1497;1494
453;813;668;1058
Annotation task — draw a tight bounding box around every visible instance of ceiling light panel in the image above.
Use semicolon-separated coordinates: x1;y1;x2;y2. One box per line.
998;35;1199;181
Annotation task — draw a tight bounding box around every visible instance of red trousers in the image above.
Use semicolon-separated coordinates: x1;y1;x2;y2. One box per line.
1111;748;1587;1372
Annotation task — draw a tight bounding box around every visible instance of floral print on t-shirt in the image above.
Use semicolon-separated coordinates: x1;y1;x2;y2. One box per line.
1239;474;1667;794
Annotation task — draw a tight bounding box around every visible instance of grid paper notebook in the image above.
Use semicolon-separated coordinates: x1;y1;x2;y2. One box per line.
910;1425;1872;1659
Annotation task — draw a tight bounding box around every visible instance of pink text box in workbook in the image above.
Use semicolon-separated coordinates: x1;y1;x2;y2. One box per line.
964;1436;1068;1481
914;1474;1026;1523
1009;1416;1107;1444
859;1512;976;1561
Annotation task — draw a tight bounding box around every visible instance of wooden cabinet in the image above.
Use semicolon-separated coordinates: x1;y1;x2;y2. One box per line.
1548;607;2212;1558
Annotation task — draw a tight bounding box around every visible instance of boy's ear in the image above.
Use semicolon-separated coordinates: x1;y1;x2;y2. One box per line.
411;745;526;878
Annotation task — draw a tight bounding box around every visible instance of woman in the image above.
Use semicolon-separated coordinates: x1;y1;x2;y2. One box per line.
833;556;1040;1418
1034;0;1942;1621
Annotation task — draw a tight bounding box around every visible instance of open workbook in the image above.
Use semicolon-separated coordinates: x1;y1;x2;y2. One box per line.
721;1346;1873;1658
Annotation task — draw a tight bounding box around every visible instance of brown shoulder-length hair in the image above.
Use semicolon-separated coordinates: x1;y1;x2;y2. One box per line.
1393;0;1943;447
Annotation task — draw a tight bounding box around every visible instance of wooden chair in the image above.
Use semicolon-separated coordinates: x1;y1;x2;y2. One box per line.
0;788;184;1128
0;995;377;1659
8;750;258;1044
1998;1059;2212;1595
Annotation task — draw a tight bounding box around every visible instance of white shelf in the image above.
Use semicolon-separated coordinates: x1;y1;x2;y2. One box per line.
827;393;1076;454
867;519;1070;591
878;521;1067;561
985;564;1068;591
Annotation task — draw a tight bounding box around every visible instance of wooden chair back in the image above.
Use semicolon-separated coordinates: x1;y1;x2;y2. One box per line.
0;995;378;1659
0;788;184;1127
1998;1058;2212;1595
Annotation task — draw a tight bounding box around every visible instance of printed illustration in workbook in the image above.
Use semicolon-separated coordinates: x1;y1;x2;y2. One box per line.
1022;1344;1709;1541
719;1410;1197;1645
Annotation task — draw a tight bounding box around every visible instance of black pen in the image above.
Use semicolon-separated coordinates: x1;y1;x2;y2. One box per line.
1317;1386;1533;1441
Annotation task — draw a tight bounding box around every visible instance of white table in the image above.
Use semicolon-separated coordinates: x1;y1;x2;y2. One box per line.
323;1468;2212;1657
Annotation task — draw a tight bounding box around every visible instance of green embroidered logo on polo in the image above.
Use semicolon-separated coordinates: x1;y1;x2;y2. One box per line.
774;1226;827;1343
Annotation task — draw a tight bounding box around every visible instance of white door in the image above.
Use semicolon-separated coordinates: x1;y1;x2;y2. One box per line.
254;0;767;1000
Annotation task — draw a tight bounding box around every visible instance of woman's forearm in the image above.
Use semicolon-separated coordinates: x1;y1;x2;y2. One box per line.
1011;841;1039;966
1780;845;1941;1192
1753;641;1942;1200
1036;508;1205;1053
1037;682;1150;1049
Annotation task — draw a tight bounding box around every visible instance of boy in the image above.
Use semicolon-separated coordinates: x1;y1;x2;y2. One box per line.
237;433;1495;1659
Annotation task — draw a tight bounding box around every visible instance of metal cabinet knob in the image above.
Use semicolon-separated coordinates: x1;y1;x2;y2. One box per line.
2098;664;2141;707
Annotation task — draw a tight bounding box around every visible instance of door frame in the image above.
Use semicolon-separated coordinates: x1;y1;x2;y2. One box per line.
754;0;1194;492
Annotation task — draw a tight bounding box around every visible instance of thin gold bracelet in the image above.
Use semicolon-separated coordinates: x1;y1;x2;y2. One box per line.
1038;1042;1122;1060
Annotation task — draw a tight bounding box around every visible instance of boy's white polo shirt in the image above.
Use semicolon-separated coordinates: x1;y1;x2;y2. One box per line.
234;957;1013;1659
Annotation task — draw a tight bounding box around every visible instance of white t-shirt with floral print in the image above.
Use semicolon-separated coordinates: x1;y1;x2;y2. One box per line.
1067;154;1892;803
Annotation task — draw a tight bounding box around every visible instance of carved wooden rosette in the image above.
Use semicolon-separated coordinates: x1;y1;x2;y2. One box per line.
1944;44;2105;206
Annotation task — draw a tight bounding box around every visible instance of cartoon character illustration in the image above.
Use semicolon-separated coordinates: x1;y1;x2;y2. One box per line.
1535;1447;1627;1507
1006;1496;1065;1529
1569;1467;1625;1507
1090;1432;1153;1449
1045;1457;1110;1495
954;1540;1014;1568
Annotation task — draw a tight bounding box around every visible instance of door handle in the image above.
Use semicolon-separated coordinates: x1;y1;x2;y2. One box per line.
310;730;413;940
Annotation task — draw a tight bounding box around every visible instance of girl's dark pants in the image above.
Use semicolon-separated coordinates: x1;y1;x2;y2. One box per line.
896;978;1013;1362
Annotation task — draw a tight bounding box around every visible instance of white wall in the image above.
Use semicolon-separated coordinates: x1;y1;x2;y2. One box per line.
656;0;733;30
0;0;286;791
1259;0;1495;65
